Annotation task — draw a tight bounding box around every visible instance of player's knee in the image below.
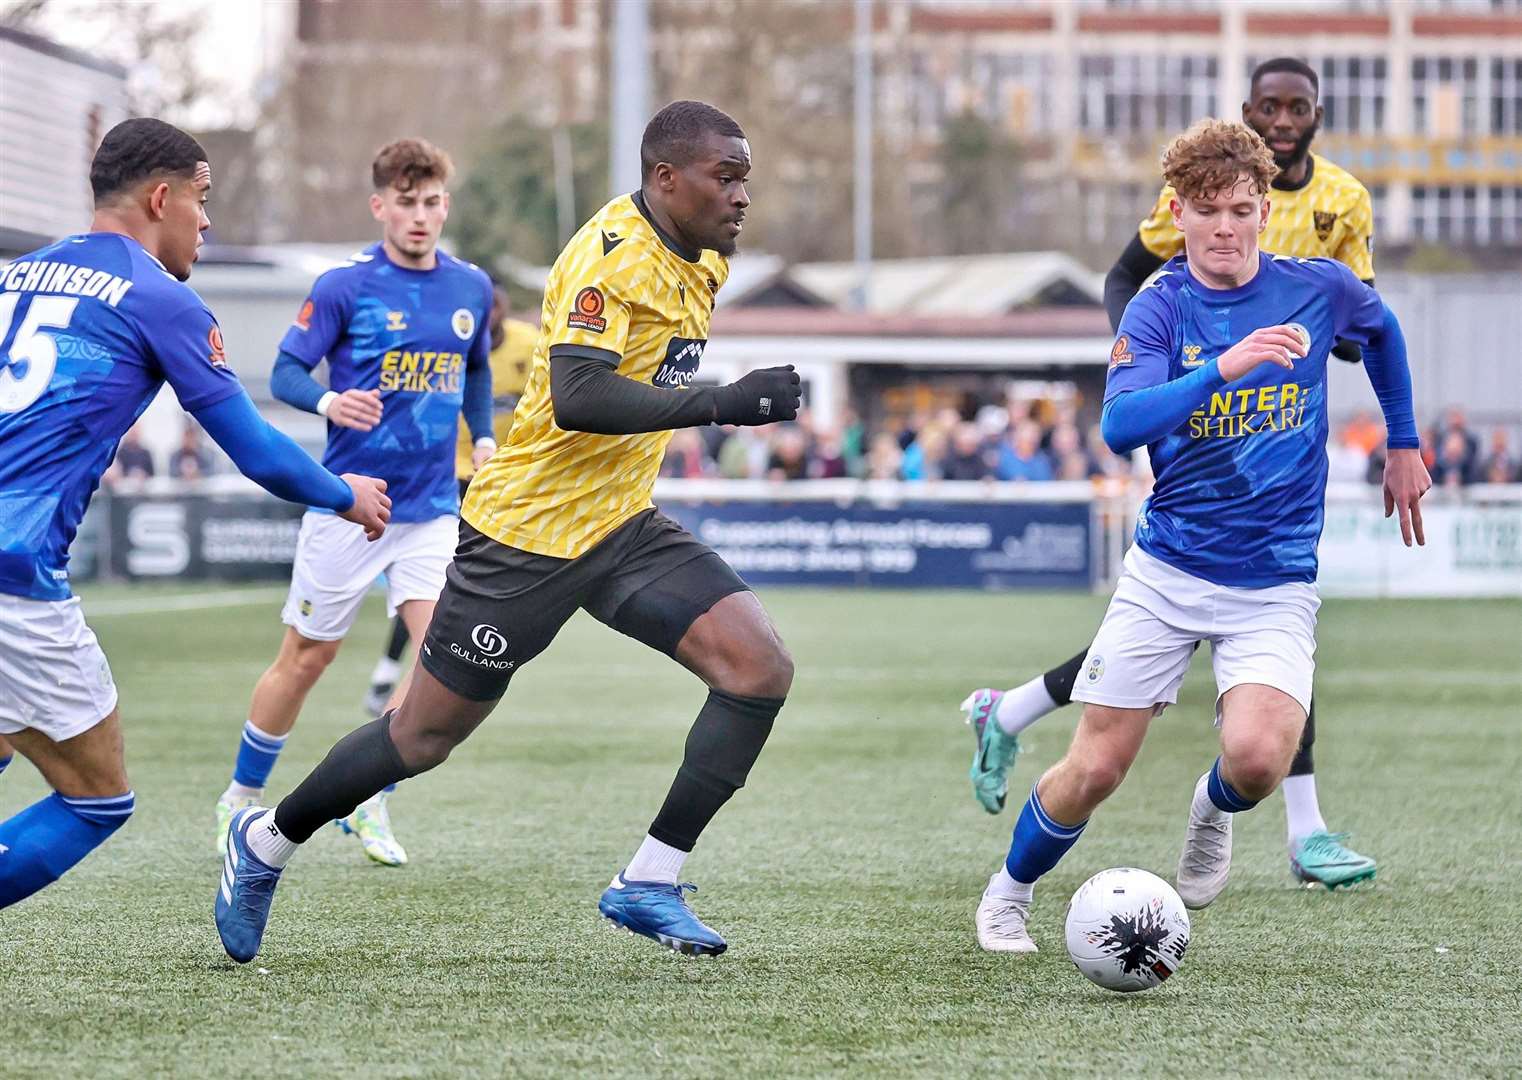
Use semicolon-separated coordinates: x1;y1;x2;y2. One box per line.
1070;754;1128;806
283;638;341;685
730;638;793;700
389;714;468;773
1225;749;1286;801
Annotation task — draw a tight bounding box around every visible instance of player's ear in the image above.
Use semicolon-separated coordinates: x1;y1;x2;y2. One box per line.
369;192;385;222
652;162;676;194
1259;198;1271;231
440;190;451;218
1313;103;1324;126
145;181;171;221
1169;196;1184;231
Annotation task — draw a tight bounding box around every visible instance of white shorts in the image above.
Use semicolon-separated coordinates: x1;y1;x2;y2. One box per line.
282;512;457;641
1071;545;1319;720
0;594;118;740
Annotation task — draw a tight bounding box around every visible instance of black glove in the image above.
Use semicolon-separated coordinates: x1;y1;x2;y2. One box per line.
1331;339;1363;364
713;365;802;426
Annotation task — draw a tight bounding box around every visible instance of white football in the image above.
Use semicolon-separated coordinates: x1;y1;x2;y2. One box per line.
1065;867;1191;992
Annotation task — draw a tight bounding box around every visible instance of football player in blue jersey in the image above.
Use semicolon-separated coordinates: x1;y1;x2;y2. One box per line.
213;138;495;867
0;118;390;910
974;119;1429;953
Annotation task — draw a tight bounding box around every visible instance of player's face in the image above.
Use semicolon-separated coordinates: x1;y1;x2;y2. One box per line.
1171;176;1270;287
1244;73;1322;170
152;163;211;282
371;179;449;265
666;134;751;257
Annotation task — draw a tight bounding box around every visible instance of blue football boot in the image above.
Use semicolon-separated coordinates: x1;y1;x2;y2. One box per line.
598;871;728;957
216;806;284;963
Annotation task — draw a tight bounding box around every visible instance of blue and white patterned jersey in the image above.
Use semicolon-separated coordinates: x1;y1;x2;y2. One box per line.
280;244;492;522
1107;253;1385;587
0;233;242;600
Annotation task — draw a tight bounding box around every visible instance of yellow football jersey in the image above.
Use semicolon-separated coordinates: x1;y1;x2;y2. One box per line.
1138;153;1375;280
463;194;729;558
454;317;536;480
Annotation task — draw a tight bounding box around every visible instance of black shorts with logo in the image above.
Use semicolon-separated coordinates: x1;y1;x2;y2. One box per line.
420;509;750;702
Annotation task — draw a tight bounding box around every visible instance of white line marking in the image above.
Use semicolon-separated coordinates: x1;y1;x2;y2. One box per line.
82;588;286;617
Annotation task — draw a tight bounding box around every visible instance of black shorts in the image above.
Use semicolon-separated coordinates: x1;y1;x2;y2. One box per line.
421;509;750;701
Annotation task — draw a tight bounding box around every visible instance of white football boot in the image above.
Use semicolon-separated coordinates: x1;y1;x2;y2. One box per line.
1176;773;1233;909
975;873;1038;954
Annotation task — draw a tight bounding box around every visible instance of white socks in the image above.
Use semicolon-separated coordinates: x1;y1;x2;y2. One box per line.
986;866;1034;903
370;655;401;686
1281;774;1327;845
624;834;687;884
222;781;263;801
244;809;297;869
994;676;1059;737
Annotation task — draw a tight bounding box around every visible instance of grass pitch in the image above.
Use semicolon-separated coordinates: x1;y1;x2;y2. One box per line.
3;585;1519;1077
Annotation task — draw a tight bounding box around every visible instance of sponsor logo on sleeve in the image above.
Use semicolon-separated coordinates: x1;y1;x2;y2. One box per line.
568;286;607;333
294;298;314;330
1109;336;1133;369
652;336;707;388
452;308;475;340
208;325;227;367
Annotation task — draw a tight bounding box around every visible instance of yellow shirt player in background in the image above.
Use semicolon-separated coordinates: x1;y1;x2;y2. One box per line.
968;59;1380;911
454;288;536;484
1104;57;1376;336
217;101;805;965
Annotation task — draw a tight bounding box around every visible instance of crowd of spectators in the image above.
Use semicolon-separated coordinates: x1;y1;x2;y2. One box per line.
103;402;1522;492
1331;405;1519;487
660;397;1135;483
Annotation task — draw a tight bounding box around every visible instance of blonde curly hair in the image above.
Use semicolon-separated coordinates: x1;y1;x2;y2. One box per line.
1161;119;1278;201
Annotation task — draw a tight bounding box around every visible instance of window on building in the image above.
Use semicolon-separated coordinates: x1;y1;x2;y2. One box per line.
1079;54;1218;136
1414;185;1522;245
1413;56;1484;136
1491;58;1522;136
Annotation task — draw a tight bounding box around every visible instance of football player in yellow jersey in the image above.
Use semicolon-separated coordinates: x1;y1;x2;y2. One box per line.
960;59;1379;894
216;101;803;964
359;284;536;719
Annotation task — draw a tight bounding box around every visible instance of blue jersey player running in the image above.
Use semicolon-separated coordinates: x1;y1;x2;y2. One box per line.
973;119;1430;954
0;118;390;911
213;138;494;867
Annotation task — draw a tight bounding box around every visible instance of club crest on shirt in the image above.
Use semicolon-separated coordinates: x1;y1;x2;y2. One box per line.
1313;211;1337;242
1182;344;1204;368
1288;323;1312;353
294;298;314;331
386;310;408;332
452;308;475;340
1110;336;1133;369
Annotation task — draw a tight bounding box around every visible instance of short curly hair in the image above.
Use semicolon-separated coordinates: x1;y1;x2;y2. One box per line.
1161;119;1278;202
371;138;454;193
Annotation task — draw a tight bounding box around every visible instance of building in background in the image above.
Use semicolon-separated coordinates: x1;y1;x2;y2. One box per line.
0;26;127;257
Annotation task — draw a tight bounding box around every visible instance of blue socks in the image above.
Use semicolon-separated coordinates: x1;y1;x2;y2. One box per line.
233;720;288;789
1206;757;1258;814
1004;785;1088;885
0;791;135;908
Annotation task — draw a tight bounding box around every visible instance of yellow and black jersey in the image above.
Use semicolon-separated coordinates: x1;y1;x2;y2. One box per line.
454;317;536;480
462;193;729;558
1138;153;1375;280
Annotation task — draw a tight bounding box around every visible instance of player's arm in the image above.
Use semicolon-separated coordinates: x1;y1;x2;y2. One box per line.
274;275;382;430
1103;234;1167;333
550;347;800;433
1100;294;1306;454
1336;269;1429;544
463;281;496;468
192;391;390;539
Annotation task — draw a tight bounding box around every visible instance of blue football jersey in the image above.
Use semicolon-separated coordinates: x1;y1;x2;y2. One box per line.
1107;253;1385;587
0;233;242;600
279;244;492;522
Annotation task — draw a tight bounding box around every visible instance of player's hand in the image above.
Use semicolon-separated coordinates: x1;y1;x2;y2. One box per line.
1382;448;1431;547
471;440;496;472
338;473;391;541
327;389;384;431
714;365;802;426
1218;325;1308;382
